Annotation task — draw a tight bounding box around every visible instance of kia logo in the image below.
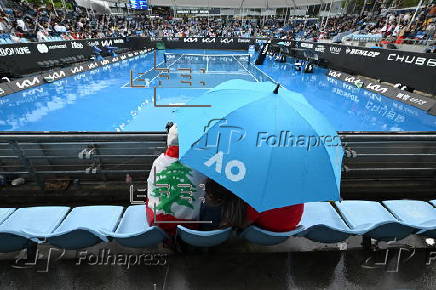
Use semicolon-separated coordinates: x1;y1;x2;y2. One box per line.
71;66;84;74
220;38;234;44
184;38;198;43
202;38;216;43
88;62;98;69
47;71;66;79
328;71;341;78
366;83;388;93
16;77;40;89
101;40;113;46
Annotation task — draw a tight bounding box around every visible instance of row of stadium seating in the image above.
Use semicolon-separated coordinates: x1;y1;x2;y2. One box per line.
33;47;130;72
43;36;67;42
0;33;30;44
346;33;383;42
0;200;435;252
0;36;69;44
36;55;87;70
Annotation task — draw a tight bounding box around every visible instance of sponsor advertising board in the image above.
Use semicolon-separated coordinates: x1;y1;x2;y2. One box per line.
326;69;436;114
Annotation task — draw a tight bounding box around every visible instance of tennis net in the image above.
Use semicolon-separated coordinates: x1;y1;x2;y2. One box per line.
163;53;251;66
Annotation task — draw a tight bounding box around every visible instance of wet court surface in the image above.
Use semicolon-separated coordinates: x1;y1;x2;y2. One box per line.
1;49;435;132
1;241;435;289
1;51;436;289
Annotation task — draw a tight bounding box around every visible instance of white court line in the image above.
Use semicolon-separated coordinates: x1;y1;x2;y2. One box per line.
167;71;250;75
121;50;172;88
121;53;186;88
232;55;259;82
121;60;165;88
250;63;281;85
121;52;285;90
147;55;186;86
164;53;251;57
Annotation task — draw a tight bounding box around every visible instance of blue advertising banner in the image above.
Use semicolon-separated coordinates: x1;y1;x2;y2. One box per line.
129;0;148;10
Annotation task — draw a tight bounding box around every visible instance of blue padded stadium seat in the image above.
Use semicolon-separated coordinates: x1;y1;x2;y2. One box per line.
297;202;352;243
240;225;304;246
430;200;436;207
335;201;416;241
108;205;167;248
382;200;436;239
0;207;70;252
0;208;15;224
177;225;232;247
46;206;123;249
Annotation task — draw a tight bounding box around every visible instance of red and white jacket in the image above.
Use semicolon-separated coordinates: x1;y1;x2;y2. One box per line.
146;145;206;235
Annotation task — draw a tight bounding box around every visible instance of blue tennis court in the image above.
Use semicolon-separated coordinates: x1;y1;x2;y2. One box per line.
1;49;435;132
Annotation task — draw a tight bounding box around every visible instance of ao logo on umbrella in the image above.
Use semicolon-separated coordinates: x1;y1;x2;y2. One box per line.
191;118;247;182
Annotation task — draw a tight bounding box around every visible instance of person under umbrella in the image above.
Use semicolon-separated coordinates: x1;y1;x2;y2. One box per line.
175;80;344;229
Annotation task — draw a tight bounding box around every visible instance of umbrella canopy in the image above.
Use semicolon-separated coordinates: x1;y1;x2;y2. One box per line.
175;80;343;212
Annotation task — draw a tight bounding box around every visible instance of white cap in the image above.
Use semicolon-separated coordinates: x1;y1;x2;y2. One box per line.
167;123;178;146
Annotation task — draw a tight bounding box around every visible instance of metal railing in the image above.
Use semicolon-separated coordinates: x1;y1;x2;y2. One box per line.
340;131;436;200
0;132;167;188
0;131;435;201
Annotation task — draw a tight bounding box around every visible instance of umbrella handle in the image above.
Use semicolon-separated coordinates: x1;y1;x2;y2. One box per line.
273;83;280;94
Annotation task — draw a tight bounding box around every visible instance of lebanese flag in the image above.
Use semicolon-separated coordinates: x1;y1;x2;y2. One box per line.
146;146;207;235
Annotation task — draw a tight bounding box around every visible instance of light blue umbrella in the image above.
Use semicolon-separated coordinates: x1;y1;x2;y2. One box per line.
175;80;343;212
